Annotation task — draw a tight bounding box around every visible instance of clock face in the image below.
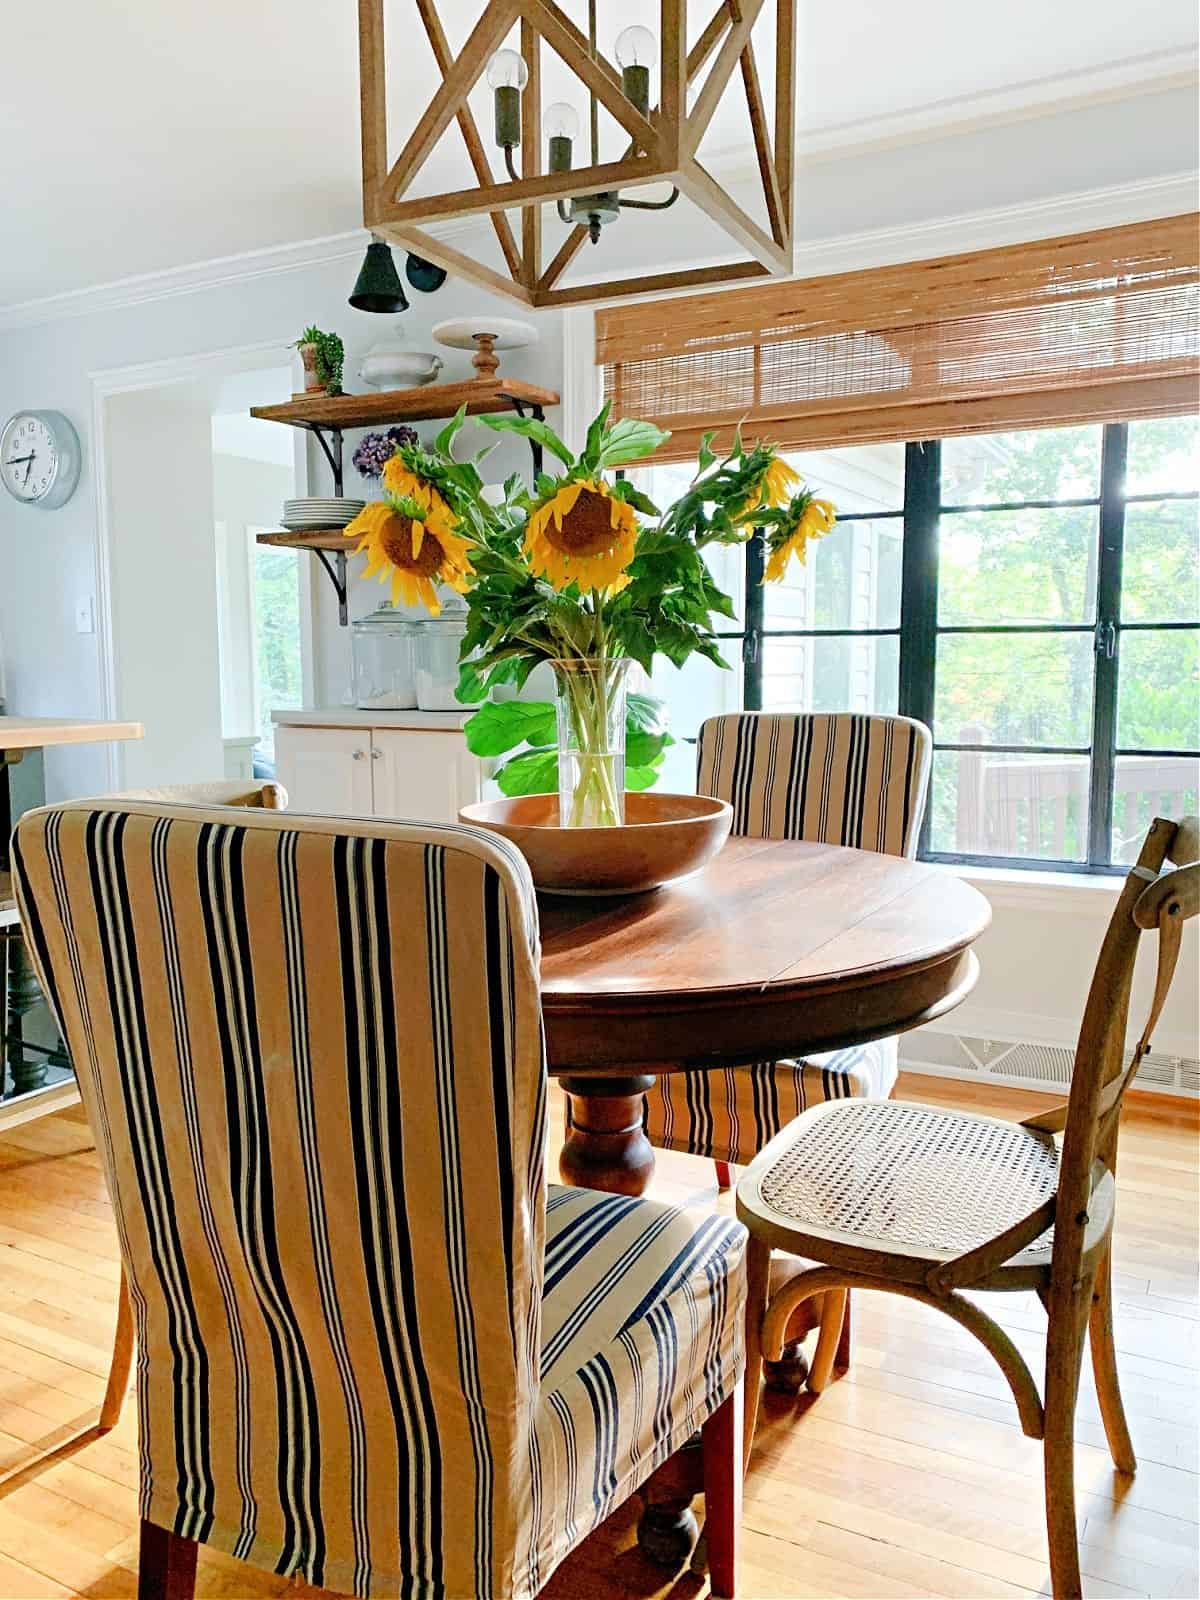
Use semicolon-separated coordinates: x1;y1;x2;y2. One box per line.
1;411;80;508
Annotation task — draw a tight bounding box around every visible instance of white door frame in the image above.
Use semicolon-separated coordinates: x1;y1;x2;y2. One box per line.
89;339;315;787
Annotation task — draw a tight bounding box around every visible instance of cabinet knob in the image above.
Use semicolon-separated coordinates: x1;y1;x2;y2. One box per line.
371;748;383;760
352;748;367;761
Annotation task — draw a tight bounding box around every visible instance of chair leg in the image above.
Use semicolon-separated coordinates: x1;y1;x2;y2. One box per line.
1043;1281;1092;1600
701;1385;743;1600
742;1235;771;1473
833;1289;853;1375
808;1289;847;1394
714;1160;735;1192
1088;1242;1136;1475
100;1265;135;1430
138;1520;197;1600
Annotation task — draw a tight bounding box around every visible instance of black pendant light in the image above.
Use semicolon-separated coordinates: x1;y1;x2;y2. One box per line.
405;253;448;293
349;239;409;313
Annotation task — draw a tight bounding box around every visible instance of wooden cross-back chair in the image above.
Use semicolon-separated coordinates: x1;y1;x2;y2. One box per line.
736;814;1199;1600
0;780;287;1493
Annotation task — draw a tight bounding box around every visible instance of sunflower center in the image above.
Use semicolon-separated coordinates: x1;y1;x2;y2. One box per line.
546;488;617;556
380;517;445;576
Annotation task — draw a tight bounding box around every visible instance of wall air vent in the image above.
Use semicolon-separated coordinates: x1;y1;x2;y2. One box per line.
901;1030;1199;1099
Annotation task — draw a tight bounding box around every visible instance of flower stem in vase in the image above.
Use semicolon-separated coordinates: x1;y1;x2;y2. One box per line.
553;658;630;828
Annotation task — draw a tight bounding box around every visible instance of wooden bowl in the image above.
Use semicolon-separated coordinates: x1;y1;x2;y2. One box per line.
458;791;734;895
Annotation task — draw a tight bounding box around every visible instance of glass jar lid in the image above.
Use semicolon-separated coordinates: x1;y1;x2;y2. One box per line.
352;605;421;634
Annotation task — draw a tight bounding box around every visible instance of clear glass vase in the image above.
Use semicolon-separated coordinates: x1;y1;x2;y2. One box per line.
552;657;631;828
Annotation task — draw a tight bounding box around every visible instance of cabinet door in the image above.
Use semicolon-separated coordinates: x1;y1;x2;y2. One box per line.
370;730;484;825
274;725;374;817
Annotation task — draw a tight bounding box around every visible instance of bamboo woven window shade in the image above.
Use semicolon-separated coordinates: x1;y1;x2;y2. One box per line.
597;214;1200;459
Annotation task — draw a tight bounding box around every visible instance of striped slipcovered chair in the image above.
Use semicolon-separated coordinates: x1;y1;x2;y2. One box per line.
644;712;932;1186
13;800;746;1600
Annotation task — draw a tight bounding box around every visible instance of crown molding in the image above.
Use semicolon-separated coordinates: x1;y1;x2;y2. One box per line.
788;171;1200;278
0;165;1195;335
795;46;1200;165
0;216;486;336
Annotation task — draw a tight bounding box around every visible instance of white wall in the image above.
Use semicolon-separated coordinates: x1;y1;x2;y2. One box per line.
105;382;225;790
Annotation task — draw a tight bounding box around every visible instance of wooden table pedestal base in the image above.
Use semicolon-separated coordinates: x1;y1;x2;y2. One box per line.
558;1077;656;1196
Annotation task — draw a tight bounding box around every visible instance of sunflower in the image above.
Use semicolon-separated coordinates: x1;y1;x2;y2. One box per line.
757;457;802;509
523;478;638;592
346;498;473;615
763;493;837;583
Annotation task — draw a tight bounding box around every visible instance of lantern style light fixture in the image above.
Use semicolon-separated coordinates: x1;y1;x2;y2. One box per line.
357;0;797;309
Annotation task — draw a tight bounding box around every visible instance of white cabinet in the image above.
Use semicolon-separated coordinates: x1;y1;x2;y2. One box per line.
275;725;375;817
370;729;484;823
274;721;483;824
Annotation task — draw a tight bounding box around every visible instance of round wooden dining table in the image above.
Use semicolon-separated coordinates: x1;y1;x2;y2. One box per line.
538;834;992;1195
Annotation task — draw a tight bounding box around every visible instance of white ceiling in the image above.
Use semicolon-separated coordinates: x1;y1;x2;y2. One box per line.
2;0;1195;308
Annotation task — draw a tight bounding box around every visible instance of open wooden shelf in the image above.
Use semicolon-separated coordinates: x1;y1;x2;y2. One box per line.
257;529;356;553
250;377;559;431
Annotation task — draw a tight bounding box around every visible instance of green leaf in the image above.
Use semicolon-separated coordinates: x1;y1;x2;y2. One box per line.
434;405;469;458
627;692;669;739
455;660;489;705
609;480;660;517
482;413;574;466
581;401;612;470
495;748;560;796
463;700;556;757
697;430;717;473
625;760;664;791
596;418;671;469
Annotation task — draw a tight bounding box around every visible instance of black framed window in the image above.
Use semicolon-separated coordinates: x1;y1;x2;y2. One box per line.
637;415;1199;871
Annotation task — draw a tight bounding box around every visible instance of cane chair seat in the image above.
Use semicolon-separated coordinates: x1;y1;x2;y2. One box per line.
742;1099;1116;1288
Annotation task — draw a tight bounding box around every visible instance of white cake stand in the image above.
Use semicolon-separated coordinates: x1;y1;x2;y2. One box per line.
432;317;538;378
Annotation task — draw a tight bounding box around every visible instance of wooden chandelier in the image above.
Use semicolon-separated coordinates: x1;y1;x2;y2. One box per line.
357;0;796;308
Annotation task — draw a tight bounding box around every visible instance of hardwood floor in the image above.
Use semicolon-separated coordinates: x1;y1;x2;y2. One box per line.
0;1075;1194;1599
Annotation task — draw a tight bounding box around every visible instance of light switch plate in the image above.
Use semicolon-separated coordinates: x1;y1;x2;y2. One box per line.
75;597;95;634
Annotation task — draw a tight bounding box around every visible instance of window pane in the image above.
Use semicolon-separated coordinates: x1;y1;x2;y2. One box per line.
938;507;1099;625
1126;416;1200;495
936;633;1094;747
1110;754;1200;864
763;516;902;629
941;425;1101;506
931;749;1089;862
254;546;302;759
761;634;899;715
1120;500;1200;623
1117;628;1200;751
783;442;905;514
648;650;741;792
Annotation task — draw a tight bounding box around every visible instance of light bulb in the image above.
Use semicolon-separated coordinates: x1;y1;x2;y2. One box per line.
486;49;528;91
614;26;657;69
545;102;581;141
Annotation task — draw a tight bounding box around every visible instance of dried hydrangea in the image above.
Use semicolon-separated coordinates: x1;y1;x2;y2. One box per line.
352;425;419;479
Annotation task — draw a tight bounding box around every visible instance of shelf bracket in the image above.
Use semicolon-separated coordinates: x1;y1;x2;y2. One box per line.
304;423;345;496
313;549;350;627
508;398;545;479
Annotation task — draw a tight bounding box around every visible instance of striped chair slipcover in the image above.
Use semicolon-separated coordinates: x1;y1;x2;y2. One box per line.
13;801;746;1600
644;712;932;1174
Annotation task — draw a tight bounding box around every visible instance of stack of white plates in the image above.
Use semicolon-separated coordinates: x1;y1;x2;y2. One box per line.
281;497;365;530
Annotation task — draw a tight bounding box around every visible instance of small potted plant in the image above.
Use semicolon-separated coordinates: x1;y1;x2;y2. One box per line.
294;326;345;396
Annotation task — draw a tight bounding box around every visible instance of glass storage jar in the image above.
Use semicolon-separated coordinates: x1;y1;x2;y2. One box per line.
414;616;481;711
352;606;419;710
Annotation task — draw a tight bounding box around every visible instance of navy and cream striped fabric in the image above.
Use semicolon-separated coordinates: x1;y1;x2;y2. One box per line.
12;801;746;1600
644;713;931;1166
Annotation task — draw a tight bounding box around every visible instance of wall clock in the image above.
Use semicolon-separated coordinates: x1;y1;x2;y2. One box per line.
1;410;82;509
